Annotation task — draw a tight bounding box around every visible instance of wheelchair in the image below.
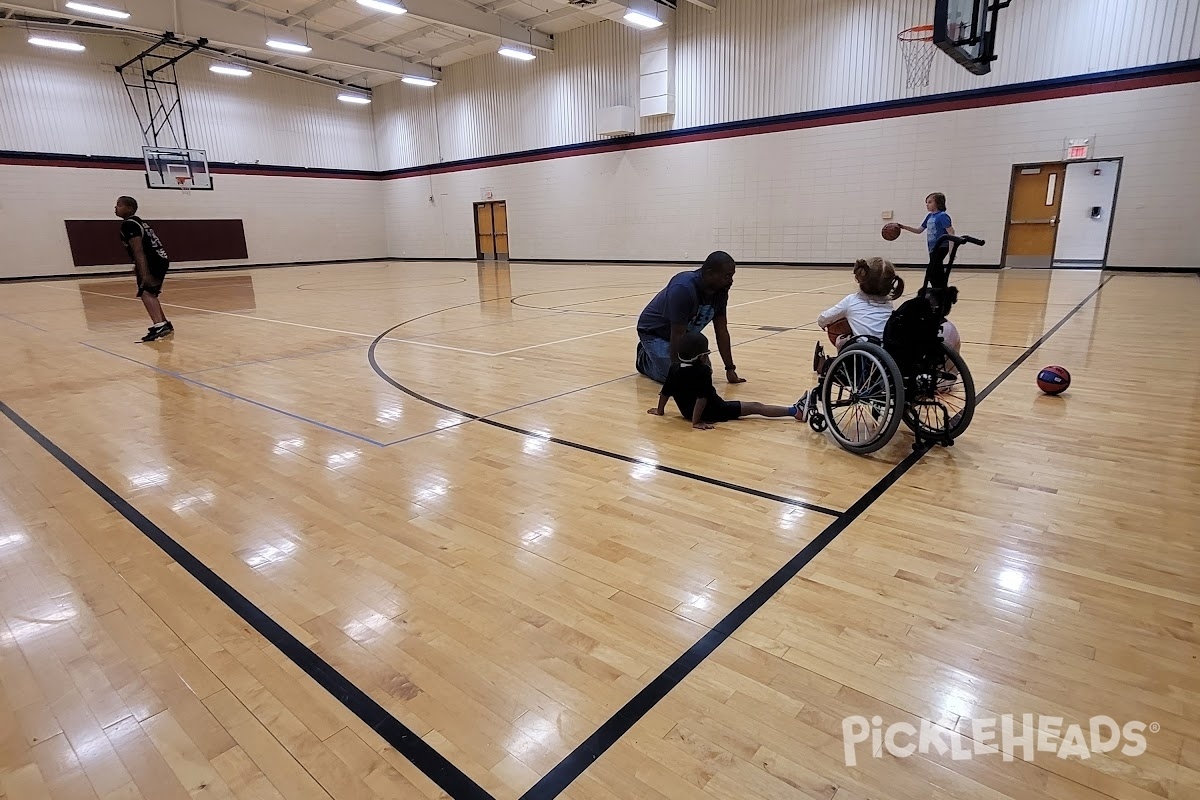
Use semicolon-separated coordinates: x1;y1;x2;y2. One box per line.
806;234;984;455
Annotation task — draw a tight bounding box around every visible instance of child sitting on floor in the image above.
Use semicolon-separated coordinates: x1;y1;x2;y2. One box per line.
648;332;803;430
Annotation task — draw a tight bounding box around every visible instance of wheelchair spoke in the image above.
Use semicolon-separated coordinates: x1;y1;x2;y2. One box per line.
825;350;894;446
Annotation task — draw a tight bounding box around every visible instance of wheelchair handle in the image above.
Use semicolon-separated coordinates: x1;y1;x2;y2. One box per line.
936;234;986;248
924;233;984;292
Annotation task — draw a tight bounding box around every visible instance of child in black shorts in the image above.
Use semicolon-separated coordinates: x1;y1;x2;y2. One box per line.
647;332;803;430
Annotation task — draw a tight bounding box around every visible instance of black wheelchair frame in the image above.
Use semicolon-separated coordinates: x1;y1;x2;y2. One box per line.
806;234;984;454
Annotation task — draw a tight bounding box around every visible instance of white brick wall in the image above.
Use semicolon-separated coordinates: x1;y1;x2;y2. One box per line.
383;81;1200;269
0;166;387;278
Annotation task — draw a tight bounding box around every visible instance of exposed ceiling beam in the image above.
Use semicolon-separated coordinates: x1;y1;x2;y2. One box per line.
399;0;553;51
598;0;679;23
421;38;477;59
284;0;341;25
0;0;440;79
525;6;581;27
366;23;442;52
682;0;717;9
327;12;393;40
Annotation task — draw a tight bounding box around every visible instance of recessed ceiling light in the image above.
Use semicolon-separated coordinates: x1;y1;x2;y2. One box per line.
357;0;407;13
29;36;86;51
498;46;535;61
623;10;663;29
64;1;130;19
210;64;253;77
266;38;312;54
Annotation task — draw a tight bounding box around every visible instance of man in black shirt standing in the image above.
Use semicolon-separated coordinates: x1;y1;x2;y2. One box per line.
115;196;173;342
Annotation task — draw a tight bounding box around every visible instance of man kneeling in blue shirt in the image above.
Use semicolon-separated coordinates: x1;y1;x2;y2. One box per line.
635;251;745;385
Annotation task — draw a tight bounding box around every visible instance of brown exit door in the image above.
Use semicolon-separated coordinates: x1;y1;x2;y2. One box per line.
474;201;509;260
1003;163;1066;267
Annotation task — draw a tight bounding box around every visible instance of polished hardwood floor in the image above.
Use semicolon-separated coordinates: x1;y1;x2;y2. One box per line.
0;261;1196;799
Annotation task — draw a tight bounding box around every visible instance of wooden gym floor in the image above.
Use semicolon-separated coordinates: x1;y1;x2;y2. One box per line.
0;261;1196;800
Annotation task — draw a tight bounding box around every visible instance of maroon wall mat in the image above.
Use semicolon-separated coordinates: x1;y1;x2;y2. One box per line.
64;219;248;267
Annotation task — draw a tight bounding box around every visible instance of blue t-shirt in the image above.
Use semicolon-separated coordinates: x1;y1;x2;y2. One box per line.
637;269;729;340
923;211;952;252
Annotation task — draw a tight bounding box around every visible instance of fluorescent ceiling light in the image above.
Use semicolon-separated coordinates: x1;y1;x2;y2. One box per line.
623;10;663;29
28;36;86;51
357;0;407;13
401;76;437;87
64;1;130;19
210;64;252;77
266;38;312;53
497;46;535;61
338;93;371;104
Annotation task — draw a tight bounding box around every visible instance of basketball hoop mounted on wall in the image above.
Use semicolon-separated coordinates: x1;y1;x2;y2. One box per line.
898;25;937;89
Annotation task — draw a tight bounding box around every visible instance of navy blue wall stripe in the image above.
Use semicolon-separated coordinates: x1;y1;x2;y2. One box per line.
3;59;1197;182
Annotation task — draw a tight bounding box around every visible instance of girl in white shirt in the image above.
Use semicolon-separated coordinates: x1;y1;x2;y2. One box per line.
800;257;904;420
818;257;904;346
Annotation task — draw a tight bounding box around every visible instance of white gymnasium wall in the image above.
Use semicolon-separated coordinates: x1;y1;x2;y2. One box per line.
377;0;1200;268
0;28;376;169
670;0;1200;129
1054;161;1122;263
0;165;385;278
373;0;1200;170
0;27;384;277
382;80;1200;268
374;21;642;169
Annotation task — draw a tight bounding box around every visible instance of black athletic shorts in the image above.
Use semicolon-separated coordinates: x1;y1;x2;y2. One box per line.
136;263;169;297
701;399;742;423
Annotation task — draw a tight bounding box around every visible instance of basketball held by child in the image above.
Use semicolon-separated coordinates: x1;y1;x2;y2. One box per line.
1037;365;1071;394
881;222;901;241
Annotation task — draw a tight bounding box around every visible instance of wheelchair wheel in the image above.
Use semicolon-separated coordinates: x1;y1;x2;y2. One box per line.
820;343;905;455
904;343;976;442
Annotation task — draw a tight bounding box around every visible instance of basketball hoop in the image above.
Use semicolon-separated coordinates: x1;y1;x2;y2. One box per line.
898;25;937;89
176;175;192;195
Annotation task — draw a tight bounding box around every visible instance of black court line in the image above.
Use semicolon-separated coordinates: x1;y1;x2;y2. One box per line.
0;399;497;800
517;275;1112;800
368;326;842;518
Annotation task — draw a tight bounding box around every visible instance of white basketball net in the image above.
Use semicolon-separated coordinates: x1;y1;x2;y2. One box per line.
176;175;192;195
898;26;937;89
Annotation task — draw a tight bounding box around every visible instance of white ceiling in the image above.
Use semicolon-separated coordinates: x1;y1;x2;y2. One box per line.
211;0;654;84
0;0;686;88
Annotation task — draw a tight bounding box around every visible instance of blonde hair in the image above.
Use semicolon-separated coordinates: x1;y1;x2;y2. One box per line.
853;257;904;300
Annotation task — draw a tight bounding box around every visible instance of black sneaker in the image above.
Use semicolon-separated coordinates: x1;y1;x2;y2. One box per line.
141;321;174;342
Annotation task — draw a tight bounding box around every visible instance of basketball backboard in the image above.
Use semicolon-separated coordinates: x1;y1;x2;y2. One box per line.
933;0;1008;75
144;146;213;190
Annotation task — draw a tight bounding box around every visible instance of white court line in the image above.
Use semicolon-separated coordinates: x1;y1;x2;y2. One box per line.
492;278;855;355
53;276;857;359
52;286;497;356
495;325;636;354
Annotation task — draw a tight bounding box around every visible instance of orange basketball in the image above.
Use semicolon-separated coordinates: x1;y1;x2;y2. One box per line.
1037;365;1071;394
882;222;901;241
